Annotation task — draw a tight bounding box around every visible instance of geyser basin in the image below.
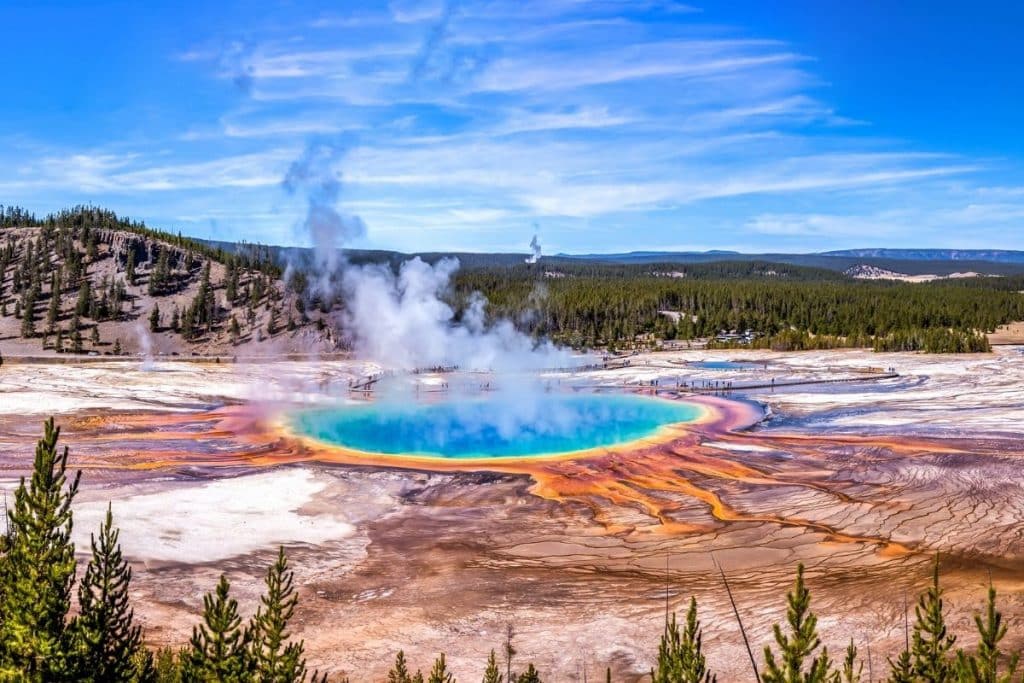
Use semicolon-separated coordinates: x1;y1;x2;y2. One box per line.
290;393;705;459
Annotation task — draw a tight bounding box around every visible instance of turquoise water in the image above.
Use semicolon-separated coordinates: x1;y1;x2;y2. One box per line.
691;361;763;370
291;393;703;459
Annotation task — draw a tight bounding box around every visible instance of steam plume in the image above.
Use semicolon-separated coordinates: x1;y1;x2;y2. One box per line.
526;234;542;264
282;138;366;296
342;256;575;373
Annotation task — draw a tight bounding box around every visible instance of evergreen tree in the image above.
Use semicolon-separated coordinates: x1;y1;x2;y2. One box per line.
0;418;81;680
149;249;171;296
126;249;137;286
483;650;502;683
181;575;252;681
113;338;122;356
954;584;1017;682
249;547;308;682
225;263;238;304
20;285;37;338
762;564;834;683
911;556;956;682
516;664;541;683
91;325;100;346
69;504;150;681
76;280;92;317
267;307;279;336
46;282;60;331
887;650;914;683
654;598;715;683
504;623;516;683
389;651;414;683
72;322;84;354
154;647;183;683
839;642;861;683
150;303;161;333
428;653;455;683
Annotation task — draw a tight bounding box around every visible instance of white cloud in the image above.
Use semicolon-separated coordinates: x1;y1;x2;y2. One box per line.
5;0;1023;251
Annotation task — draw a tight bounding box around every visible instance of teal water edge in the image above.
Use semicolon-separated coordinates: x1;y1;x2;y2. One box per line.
690;360;765;370
290;393;704;459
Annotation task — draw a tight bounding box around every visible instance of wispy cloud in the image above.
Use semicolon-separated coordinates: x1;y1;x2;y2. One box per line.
2;0;1021;251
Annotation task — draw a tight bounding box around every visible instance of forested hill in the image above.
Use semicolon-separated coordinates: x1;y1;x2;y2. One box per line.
0;205;335;357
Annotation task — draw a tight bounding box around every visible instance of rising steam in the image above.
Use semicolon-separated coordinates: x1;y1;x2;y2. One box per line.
526;234;542;264
282;138;366;297
278;137;576;375
341;256;574;372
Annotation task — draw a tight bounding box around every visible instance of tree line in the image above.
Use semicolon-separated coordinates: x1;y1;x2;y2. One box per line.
1;419;1020;681
453;269;1024;352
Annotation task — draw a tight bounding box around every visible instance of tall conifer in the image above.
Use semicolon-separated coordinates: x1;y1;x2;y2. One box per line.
249;547;307;682
0;418;81;680
911;556;955;682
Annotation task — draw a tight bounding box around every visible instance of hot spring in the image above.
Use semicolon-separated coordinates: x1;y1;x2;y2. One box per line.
290;393;705;459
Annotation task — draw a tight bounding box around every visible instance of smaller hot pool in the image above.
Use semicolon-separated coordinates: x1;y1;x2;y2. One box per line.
690;360;766;371
290;393;705;459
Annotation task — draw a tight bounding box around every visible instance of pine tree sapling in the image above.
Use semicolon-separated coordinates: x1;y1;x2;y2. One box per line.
955;583;1018;682
840;641;861;683
654;597;716;683
911;556;956;682
428;653;455;683
154;647;184;683
182;575;252;680
389;651;414;683
249;547;307;682
70;504;148;681
483;649;502;683
762;564;834;683
516;663;541;683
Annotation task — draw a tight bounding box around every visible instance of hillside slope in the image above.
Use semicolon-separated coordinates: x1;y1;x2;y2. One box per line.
0;208;336;358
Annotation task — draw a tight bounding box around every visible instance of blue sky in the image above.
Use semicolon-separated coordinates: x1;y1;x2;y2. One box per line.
2;0;1023;253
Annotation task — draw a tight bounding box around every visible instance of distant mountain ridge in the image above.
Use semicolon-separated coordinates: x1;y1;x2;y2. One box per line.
823;248;1024;263
202;240;1024;277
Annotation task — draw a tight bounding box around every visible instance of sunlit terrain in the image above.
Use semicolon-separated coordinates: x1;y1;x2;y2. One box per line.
2;347;1022;679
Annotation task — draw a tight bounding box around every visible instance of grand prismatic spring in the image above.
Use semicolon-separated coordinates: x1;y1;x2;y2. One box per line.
2;349;1023;680
290;394;707;459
